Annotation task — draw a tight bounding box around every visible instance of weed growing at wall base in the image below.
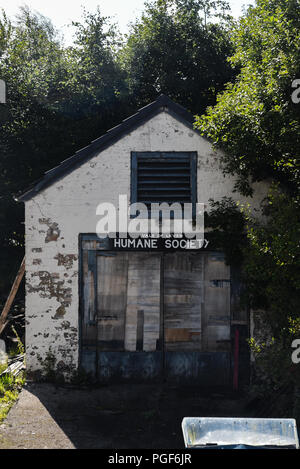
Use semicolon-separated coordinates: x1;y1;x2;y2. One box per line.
0;331;26;423
0;364;25;423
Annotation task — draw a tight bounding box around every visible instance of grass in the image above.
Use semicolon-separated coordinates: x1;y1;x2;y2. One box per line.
0;360;25;423
0;372;25;423
0;327;26;423
0;362;7;375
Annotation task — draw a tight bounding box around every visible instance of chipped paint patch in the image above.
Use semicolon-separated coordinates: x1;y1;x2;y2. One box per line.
38;219;60;243
27;271;72;306
54;253;77;269
54;305;66;319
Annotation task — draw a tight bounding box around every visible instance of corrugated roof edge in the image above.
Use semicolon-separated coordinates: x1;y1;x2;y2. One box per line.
16;94;198;202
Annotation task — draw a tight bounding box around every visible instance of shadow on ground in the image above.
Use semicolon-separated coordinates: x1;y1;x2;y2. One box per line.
0;382;258;449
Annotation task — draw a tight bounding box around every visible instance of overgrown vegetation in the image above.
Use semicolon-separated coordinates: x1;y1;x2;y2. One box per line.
35;348;93;385
197;0;300;419
207;192;300;419
195;0;300;196
243;188;300;419
35;348;64;384
0;328;25;423
0;370;25;423
119;0;235;112
205;196;248;266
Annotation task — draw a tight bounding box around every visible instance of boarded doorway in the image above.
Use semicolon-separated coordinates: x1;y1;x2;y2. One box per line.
80;240;232;385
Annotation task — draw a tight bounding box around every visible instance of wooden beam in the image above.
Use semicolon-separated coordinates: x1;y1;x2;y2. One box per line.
0;257;25;336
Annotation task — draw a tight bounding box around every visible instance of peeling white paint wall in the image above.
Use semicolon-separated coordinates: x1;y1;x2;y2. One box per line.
24;111;269;377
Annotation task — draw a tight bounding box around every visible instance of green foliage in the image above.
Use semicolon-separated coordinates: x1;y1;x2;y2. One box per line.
0;361;7;375
243;187;300;333
35;348;65;383
195;0;300;195
243;187;300;417
11;325;25;355
248;317;300;419
249;317;300;385
0;6;128;295
195;0;300;417
205;196;247;265
37;349;56;381
205;190;300;418
120;0;235;112
0;371;25;423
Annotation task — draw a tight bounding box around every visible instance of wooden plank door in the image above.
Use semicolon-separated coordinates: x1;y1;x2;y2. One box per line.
124;252;162;353
163;251;231;385
164;252;203;351
81;246;232;385
96;252;128;351
96;252;163;381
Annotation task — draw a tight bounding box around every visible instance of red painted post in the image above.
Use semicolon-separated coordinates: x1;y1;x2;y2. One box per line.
233;328;239;391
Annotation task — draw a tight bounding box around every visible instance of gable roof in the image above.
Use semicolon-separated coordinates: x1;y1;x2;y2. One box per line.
17;94;198;202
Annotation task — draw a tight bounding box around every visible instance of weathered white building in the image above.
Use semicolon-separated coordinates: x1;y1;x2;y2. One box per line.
18;95;268;385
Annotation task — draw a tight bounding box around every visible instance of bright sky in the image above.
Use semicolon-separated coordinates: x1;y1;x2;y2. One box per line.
0;0;254;44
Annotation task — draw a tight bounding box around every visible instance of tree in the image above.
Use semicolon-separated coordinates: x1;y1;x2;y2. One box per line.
120;0;235;113
0;7;126;295
195;0;300;195
66;7;130;137
195;0;300;418
0;6;68;294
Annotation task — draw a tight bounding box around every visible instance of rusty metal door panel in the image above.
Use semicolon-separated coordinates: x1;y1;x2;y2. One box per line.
97;351;163;383
165;351;231;386
80;347;96;377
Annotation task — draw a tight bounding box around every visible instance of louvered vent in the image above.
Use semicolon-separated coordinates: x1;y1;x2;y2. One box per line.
132;152;195;211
